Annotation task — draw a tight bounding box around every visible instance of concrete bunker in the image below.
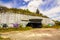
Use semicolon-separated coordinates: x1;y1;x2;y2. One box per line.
26;19;42;28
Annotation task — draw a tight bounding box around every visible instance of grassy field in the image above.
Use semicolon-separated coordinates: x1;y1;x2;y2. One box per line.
0;24;60;33
0;27;32;32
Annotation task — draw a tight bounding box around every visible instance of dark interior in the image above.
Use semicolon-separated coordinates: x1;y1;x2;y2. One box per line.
26;19;42;28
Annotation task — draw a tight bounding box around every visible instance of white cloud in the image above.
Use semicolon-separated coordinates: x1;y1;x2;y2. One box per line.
25;0;60;21
24;0;30;2
41;6;60;15
39;0;60;21
3;3;12;8
19;6;27;10
0;1;12;8
27;0;43;12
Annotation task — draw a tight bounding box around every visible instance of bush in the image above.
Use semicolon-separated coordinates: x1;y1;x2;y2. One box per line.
42;25;52;28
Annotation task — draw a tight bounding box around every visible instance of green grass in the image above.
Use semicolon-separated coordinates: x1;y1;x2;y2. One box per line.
42;25;60;29
0;24;60;33
0;27;32;32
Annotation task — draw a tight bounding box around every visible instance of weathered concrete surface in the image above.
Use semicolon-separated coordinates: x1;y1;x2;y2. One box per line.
0;28;60;40
0;13;55;27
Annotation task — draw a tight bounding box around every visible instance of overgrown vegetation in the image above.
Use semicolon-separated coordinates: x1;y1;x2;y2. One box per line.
42;25;60;29
53;21;60;28
42;21;60;28
0;24;60;32
0;6;48;18
0;25;32;32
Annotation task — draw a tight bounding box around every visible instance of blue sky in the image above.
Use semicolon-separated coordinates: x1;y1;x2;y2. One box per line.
0;0;30;8
0;0;60;21
0;0;12;2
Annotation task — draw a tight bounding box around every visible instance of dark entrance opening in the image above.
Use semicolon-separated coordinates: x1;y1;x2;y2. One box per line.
26;19;42;28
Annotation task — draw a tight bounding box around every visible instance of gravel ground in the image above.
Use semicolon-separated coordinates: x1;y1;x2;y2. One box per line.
0;28;60;40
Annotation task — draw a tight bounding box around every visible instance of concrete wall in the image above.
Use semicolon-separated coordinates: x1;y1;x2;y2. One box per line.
0;12;55;27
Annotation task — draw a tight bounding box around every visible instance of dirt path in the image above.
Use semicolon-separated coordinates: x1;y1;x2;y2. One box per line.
0;28;60;40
